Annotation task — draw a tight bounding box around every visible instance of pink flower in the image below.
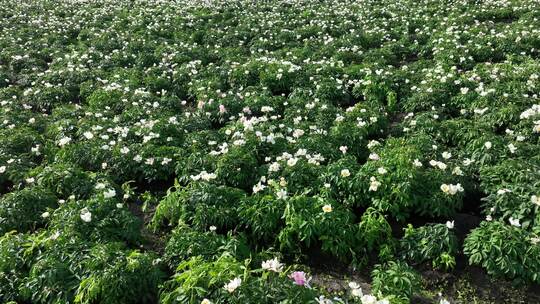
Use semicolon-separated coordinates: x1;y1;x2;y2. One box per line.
219;104;227;114
290;271;310;286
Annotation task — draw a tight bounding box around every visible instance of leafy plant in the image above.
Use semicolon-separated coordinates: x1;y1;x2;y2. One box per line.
371;260;422;302
464;221;540;284
399;223;458;271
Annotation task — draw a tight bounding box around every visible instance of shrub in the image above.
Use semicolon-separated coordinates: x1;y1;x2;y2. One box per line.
0;187;57;234
464;221;540;284
371;261;422;302
152;182;246;231
49;196;142;245
164;223;250;269
75;244;166;304
278;195;360;263
399;223;458;271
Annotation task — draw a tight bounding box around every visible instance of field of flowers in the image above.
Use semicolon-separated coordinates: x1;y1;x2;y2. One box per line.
1;0;540;303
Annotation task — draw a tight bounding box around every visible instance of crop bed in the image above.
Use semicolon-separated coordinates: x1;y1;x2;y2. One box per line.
1;0;540;303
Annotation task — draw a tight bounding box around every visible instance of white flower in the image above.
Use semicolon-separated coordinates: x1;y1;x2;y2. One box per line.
339;146;348;154
497;189;511;195
31;145;41;155
315;296;334;304
474;107;489;115
261;258;283;273
252;182;266;193
450;183;464;194
209;225;217;231
441;183;463;195
509;217;521;227
351;288;363;298
341;169;351;177
269;162;281;172
104;189;116;198
191;171;217;181
58;137;71;146
507;143;517;154
80;208;92;223
276;189;288;200
322;204;333;213
348;282;361;290
367;140;380;149
292;129;305;138
532;195;540;206
369;177;381;192
439;299;450;304
441;184;450;194
95;183;106;190
41;211;50;218
413;159;422;167
287;158;298;167
349;282;363;298
446;220;454;229
377;167;387;175
484;141;492;149
26;177;35;184
201;172;216;181
361;294;378;304
224;277;242;293
452;167;463;176
369;153;380;161
120;147;130;154
442;152;452;159
201;299;212;304
83;131;94;139
0;165;6;174
50;231;61;240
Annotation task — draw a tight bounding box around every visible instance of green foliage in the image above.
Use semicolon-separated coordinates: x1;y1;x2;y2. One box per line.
159;254;246;304
75;244;165;304
2;0;540;301
464;221;540;284
49;196;142;245
152;182;246;231
371;261;422;302
399;224;458;271
355;136;465;220
358;207;393;252
278;195;360;263
0;232;32;302
0;187;57;234
164;223;250;269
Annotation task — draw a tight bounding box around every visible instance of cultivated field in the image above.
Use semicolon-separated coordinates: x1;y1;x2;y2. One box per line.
1;0;540;303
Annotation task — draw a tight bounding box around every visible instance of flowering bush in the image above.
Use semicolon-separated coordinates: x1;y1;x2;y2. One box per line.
278;195;361;263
